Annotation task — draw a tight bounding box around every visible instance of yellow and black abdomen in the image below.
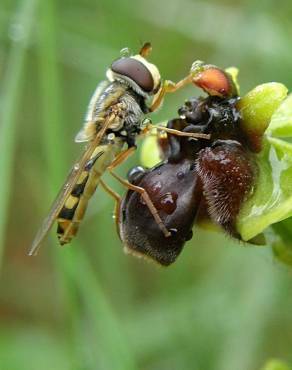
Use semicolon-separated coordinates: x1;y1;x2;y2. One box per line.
57;142;123;245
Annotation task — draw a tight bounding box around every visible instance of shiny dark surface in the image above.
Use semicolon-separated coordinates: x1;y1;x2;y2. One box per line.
120;159;202;265
119;94;257;264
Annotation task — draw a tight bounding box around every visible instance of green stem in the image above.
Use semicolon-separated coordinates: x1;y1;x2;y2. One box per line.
0;0;37;268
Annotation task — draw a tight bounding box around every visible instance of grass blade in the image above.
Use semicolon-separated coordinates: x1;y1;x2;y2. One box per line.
0;0;37;266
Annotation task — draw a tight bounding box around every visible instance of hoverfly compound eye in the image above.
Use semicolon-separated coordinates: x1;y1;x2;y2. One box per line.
111;57;154;92
111;55;161;94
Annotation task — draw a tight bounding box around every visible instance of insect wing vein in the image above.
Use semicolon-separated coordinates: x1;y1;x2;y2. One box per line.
29;114;115;256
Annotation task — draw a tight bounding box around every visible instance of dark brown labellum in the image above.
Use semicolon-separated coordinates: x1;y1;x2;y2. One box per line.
119;159;202;266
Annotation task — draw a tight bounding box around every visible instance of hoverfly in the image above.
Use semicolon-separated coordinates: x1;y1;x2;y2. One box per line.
29;43;209;255
118;63;258;265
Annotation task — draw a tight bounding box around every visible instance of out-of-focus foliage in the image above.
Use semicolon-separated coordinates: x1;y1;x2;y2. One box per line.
1;1;292;370
271;218;292;266
261;359;292;370
140;131;164;168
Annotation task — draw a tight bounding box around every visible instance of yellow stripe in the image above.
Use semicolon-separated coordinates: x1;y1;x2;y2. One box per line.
65;195;79;209
76;171;88;184
90;145;104;160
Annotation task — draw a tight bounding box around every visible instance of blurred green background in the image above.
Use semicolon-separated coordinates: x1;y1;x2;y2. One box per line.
1;0;292;369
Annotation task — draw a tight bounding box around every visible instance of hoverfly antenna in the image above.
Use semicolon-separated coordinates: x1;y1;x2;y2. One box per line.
139;42;152;58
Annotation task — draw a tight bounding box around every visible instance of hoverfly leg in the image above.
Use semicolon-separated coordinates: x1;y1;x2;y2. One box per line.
145;122;210;140
109;170;171;238
157;125;210;140
100;178;121;204
107;146;136;168
149;76;193;112
107;148;171;238
100;179;122;235
183;124;207;134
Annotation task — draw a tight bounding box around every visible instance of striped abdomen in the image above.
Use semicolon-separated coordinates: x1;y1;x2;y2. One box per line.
57;142;123;245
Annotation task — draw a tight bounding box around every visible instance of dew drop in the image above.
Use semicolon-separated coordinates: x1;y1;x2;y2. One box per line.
158;192;178;214
169;228;177;236
150;181;162;194
127;166;146;184
120;47;131;57
107;133;115;142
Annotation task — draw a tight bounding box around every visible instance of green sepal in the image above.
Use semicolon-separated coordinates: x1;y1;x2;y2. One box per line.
266;93;292;137
237;136;292;241
237;83;288;151
270;219;292;266
237;90;292;244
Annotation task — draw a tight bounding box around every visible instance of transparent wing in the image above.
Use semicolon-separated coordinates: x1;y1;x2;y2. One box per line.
75;81;109;143
29;114;114;256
